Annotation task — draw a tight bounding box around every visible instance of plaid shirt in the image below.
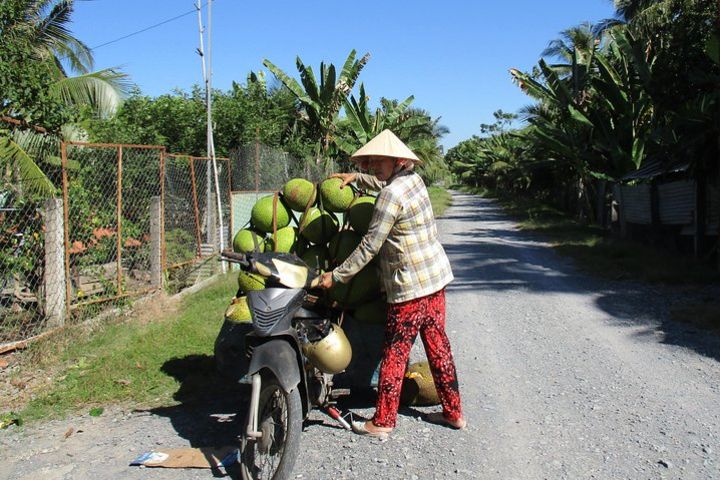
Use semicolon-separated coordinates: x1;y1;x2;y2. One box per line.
332;170;453;303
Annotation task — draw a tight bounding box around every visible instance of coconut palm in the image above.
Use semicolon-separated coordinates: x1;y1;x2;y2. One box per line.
1;0;130;196
263;50;370;170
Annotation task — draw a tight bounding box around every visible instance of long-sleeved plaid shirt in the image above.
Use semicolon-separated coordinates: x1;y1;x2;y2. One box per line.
332;169;453;304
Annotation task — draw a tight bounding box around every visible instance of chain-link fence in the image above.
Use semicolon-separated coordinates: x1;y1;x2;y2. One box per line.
0;176;59;346
229;143;325;240
163;154;231;291
2;139;319;349
62;142;165;318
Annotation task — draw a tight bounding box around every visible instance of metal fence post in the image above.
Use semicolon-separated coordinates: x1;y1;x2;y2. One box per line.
42;197;66;328
116;145;124;294
150;196;163;288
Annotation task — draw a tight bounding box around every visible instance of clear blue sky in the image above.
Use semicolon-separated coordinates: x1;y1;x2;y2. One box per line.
70;0;617;149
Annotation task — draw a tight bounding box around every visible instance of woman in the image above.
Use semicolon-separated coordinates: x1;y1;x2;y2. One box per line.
318;129;466;438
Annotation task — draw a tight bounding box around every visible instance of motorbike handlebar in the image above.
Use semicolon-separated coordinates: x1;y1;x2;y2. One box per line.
220;250;250;267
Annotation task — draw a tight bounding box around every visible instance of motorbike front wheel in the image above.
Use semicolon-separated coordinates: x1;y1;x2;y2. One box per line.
240;375;302;480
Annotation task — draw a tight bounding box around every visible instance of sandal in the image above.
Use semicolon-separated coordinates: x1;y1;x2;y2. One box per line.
351;420;391;439
425;412;467;430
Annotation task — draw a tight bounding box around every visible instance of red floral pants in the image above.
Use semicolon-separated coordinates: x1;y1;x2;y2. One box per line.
372;288;463;428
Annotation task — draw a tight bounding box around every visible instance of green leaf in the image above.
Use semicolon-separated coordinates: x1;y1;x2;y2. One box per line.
89;407;104;417
568;105;593;127
0;135;56;197
706;33;720;66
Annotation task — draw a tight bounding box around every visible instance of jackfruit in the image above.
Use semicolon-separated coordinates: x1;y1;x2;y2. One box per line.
232;229;265;253
400;361;441;406
266;226;298;253
237;270;266;293
282;178;317;212
300;244;329;272
251;195;290;233
320;178;354;212
348;196;376;235
225;296;252;323
328;230;361;264
299;207;338;244
329;264;380;306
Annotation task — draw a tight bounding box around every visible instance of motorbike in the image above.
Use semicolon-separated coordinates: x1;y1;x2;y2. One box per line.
217;250;353;480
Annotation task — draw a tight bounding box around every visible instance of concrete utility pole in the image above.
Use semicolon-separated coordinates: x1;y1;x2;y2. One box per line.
196;0;226;272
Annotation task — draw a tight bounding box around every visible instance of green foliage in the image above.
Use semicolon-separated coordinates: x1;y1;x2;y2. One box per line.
451;0;719;222
264;50;370;168
15;275;236;421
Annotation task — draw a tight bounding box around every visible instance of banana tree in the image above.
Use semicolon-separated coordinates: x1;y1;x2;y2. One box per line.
263;50;370;171
337;85;430;152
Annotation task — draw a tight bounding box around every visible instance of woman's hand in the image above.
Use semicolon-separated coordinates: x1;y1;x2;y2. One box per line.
317;271;334;289
329;172;356;189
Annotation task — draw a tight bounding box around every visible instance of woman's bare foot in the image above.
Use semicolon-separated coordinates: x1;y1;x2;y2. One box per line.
425;412;467;429
351;420;393;438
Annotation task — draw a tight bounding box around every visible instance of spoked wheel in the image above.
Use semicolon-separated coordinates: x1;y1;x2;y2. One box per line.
240;376;302;480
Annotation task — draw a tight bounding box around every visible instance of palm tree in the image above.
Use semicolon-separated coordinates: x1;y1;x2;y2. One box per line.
263;50;370;171
1;0;130;196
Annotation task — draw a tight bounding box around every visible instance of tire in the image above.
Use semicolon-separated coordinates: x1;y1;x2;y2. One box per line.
240;375;303;480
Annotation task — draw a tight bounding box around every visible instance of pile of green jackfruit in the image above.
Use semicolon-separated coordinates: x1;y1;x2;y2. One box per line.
228;177;387;325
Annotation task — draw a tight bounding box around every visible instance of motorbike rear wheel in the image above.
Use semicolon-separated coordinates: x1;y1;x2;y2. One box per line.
240;375;302;480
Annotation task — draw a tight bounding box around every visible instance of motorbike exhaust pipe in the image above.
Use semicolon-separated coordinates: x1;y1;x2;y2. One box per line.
246;373;263;439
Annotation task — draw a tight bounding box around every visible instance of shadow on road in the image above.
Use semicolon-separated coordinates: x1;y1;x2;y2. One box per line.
149;354;249;478
443;192;720;363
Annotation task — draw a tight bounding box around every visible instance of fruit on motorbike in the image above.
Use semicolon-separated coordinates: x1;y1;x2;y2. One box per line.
298;207;338;244
265;226;298;253
224;296;252;322
233;229;265;253
319;177;354;212
237;271;266;292
282;178;316;212
251;194;290;233
347;195;376;234
328;230;361;264
400;360;441;406
300;244;329;272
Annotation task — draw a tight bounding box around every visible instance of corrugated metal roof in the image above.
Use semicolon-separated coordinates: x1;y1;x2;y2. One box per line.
621;159;689;181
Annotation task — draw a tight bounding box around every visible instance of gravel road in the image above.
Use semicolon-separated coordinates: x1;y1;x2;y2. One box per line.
2;192;720;480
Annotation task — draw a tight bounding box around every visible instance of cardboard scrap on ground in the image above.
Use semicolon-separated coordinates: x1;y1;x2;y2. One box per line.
131;446;237;469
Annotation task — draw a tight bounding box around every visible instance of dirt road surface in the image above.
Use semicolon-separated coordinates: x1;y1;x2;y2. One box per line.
2;192;719;479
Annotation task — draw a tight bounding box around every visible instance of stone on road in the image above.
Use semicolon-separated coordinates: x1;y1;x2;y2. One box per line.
1;192;719;479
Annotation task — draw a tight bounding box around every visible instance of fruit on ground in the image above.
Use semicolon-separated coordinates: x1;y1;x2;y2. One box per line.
283;178;317;212
299;207;338;244
265;226;298;253
328;230;361;264
348;196;376;234
237;271;266;293
320;177;354;212
251;194;290;233
232;229;265;253
300;244;329;271
225;296;252;323
400;361;440;406
353;298;387;324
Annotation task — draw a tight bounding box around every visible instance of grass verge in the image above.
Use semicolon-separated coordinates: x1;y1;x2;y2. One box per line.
428;186;453;217
4;274;237;423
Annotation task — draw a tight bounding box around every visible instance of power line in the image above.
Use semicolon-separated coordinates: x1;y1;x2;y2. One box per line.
89;1;211;51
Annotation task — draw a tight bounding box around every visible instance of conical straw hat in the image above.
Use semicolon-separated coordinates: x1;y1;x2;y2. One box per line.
350;129;421;164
